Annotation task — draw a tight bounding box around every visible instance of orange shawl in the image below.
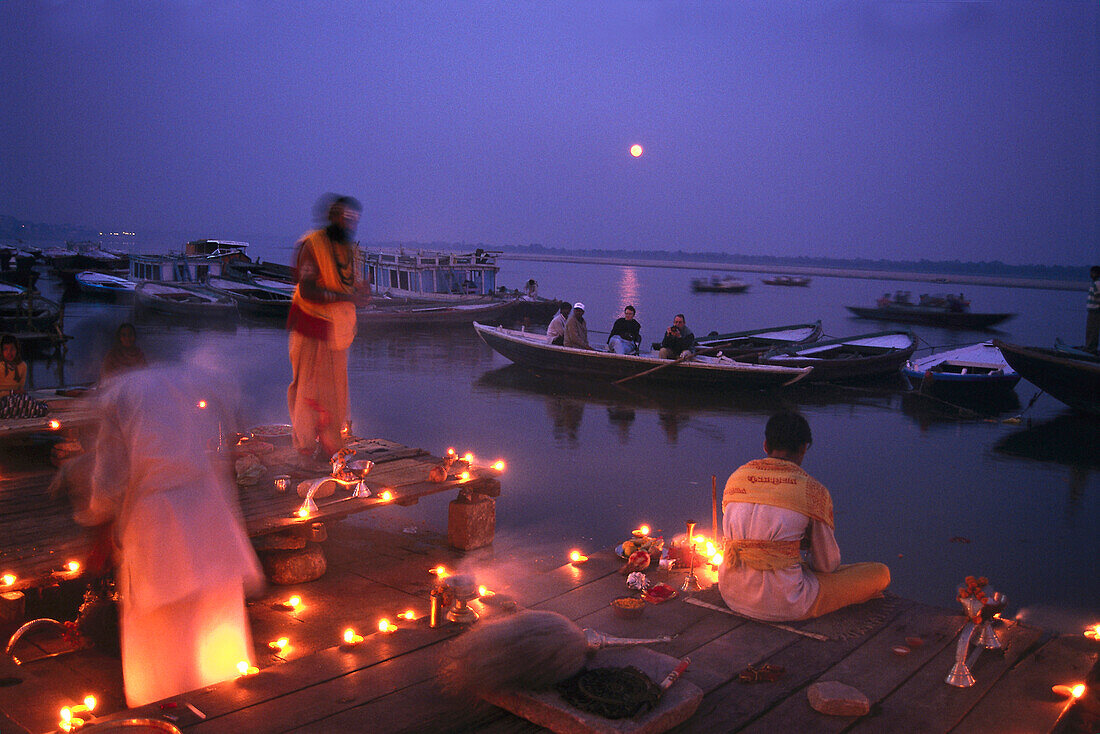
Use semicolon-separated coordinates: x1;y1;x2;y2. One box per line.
290;230;358;350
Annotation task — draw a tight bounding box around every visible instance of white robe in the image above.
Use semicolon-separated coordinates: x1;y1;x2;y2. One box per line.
717;503;840;622
75;366;263;707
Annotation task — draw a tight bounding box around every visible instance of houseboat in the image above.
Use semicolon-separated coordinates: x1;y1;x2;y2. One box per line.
363;248;501;304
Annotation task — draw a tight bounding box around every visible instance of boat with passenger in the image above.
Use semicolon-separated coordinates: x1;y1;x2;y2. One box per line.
473;322;812;388
691;275;749;293
761;275;811;287
847;291;1013;330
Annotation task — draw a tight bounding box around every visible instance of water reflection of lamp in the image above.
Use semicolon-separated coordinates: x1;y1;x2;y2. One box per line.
446;574;480;624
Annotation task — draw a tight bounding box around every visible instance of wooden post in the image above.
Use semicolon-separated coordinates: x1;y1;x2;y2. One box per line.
711;475;718;541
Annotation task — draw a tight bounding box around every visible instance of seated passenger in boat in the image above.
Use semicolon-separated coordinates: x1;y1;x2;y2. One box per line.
607;305;641;355
564;303;594;350
100;323;148;382
718;412;891;622
0;334;26;396
546;302;571;346
658;314;695;359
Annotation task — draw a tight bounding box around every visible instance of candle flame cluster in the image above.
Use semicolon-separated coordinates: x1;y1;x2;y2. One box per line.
58;696;97;731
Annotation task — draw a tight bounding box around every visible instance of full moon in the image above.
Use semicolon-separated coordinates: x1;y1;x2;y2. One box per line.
630;144;643;158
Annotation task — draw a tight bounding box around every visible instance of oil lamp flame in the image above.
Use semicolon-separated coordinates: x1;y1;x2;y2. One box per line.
66;561;81;572
61;707;72;723
49;419;62;430
1072;683;1086;698
236;660;258;676
82;696;96;711
285;595;301;609
492;460;505;471
446;447;456;456
463;452;474;463
268;637;289;651
343;628;364;645
380;490;394;502
459;471;470;481
569;550;588;564
2;573;15;586
710;552;724;566
1053;683;1087;699
430;565;450;578
477;585;494;598
1085;624;1100;641
398;610;417;620
378;618;397;633
197;400;207;409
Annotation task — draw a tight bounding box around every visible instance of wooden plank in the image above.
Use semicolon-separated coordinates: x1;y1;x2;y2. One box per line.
952;634;1098;734
736;600;951;733
846;620;1043;733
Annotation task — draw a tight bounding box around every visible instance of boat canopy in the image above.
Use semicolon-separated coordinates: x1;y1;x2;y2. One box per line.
363;248;499;297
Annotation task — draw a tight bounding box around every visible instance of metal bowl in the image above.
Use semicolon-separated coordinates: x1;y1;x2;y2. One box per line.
610;597;647;619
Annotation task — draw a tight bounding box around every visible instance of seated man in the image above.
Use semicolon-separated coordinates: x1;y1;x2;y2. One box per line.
658;314;695;360
564;302;594;350
546;302;571;346
718;412;890;622
607;305;641;355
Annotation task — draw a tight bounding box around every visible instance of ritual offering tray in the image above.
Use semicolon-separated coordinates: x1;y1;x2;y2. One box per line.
611;597;647;619
249;423;293;446
481;647;701;734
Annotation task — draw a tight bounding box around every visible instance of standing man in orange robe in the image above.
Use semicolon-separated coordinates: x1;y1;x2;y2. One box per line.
287;195;369;463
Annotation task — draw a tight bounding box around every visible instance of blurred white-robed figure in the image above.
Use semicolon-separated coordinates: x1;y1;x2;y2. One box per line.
72;364;263;707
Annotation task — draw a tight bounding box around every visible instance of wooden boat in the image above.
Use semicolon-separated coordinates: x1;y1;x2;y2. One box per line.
761;275;811;287
473;322;812;388
0;284;62;334
205;276;291;318
692;321;823;358
846;303;1013;329
1053;338;1099;360
902;341;1020;399
358;300;516;326
133;281;237;319
74;270;137;301
756;330;917;382
691;276;749;293
994;340;1100;416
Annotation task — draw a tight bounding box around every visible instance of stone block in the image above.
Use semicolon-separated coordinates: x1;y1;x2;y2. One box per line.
0;591;26;627
807;680;871;717
448;496;496;551
259;543;327;585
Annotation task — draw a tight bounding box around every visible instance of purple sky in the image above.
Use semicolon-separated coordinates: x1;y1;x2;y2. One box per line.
1;2;1096;265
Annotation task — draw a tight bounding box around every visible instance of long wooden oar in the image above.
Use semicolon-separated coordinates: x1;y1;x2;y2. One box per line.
612;346;723;386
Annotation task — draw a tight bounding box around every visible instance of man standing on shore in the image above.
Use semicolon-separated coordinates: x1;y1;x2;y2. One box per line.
718;412;890;622
1085;265;1100;354
286;195;368;463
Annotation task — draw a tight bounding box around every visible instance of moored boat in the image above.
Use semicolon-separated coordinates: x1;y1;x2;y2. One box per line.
473;322;812;388
761;275;811;287
846;304;1013;330
134;281;237;320
74;270;137;301
994;341;1100;416
755;330;917;382
359;300;517;327
205;276;291;318
691;276;749;293
0;286;62;335
692;321;823;358
902;341;1019;399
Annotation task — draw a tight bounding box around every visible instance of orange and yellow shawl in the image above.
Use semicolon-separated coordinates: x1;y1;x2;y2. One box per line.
721;458;834;570
289;230;358;350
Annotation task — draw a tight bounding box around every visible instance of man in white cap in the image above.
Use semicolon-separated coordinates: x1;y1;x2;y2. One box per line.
564;302;593;350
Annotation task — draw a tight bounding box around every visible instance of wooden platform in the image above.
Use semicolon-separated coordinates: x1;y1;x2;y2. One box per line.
1;522;1094;734
0;436;500;593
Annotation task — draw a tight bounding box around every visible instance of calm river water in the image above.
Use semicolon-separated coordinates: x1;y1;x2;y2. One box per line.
25;258;1098;630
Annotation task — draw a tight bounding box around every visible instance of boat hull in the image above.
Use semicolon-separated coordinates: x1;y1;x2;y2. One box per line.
757;331;917;381
75;271;136;302
358;300;517;326
474;323;812;388
205;277;291;318
847;305;1013;329
134;283;237;320
995;341;1100;416
902;341;1020;400
693;322;823;358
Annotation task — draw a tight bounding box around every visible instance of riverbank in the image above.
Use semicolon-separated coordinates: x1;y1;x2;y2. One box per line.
500;253;1082;292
